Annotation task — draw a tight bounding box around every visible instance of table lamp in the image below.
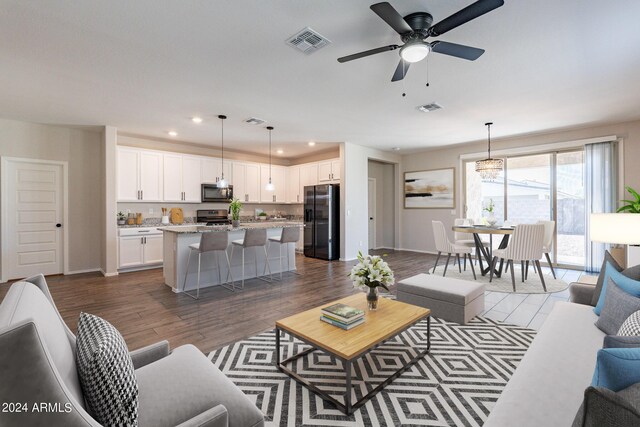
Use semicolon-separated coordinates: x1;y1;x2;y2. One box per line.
590;213;640;266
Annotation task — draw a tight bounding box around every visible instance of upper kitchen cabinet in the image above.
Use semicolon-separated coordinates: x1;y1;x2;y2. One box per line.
286;166;301;203
318;159;340;183
232;162;260;203
299;163;319;191
201;157;232;185
163;154;202;203
260;165;286;203
117;147;163;202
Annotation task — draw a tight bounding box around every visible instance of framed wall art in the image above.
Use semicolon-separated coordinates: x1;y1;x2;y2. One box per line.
404;167;455;209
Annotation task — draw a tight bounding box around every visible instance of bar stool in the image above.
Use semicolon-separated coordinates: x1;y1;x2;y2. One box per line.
182;231;234;299
268;226;301;280
230;228;273;290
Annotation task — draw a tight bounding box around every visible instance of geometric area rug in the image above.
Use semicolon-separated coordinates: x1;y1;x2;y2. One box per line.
208;316;536;426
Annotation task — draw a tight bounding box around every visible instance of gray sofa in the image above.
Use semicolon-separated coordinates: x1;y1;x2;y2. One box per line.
484;282;604;427
0;275;265;427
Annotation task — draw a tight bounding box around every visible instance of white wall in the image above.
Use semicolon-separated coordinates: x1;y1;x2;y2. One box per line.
0;118;104;274
368;160;395;249
341;142;400;260
400;119;640;254
103;126;118;276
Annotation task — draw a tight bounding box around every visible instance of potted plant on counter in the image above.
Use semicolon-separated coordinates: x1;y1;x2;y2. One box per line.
117;211;126;226
229;198;242;228
258;212;268;221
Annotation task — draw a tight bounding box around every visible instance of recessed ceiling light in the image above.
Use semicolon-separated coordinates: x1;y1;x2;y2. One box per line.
168;131;178;137
191;117;203;123
276;149;284;154
308;141;316;146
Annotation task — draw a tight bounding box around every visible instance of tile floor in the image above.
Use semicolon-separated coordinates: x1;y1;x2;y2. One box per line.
481;267;589;330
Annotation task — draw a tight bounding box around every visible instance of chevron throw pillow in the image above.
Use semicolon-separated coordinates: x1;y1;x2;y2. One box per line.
76;312;138;426
618;310;640;336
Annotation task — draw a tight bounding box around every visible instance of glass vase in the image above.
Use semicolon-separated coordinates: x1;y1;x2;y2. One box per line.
367;287;379;311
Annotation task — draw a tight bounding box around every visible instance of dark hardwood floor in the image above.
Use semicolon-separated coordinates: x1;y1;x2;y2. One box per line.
0;250;435;353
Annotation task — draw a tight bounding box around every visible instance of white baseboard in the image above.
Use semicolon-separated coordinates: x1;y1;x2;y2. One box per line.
66;268;101;275
100;269;119;277
394;247;439;255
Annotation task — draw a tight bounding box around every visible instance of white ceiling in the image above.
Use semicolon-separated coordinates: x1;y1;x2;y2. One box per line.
1;1;640;157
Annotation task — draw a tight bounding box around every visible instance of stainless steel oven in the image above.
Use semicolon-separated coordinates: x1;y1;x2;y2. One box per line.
201;184;233;202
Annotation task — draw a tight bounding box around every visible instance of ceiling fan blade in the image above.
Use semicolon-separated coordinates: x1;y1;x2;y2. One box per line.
430;41;485;60
391;59;410;82
337;45;399;63
370;2;412;35
427;0;504;37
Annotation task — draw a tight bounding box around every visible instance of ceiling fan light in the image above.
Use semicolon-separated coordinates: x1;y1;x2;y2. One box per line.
400;42;430;63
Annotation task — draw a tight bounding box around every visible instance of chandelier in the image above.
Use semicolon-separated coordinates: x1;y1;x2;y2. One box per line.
475;122;503;180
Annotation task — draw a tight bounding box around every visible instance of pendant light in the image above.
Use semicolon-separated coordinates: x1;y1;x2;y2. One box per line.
265;126;275;191
475;122;503;180
216;114;228;188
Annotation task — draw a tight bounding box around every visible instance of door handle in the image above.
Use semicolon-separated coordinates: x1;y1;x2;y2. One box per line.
56;223;62;228
141;190;143;199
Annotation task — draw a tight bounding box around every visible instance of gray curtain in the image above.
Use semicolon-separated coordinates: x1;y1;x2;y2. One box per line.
585;141;618;272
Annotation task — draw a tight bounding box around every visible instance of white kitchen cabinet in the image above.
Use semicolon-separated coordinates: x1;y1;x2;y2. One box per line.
163;153;183;202
182;156;202;202
118;236;144;268
118;228;163;269
300;163;319;192
117;147;163;202
139;151;163;201
142;235;164;264
163;154;201;203
233;162;260;203
330;159;341;181
318;159;340;183
201;157;232;185
287;166;301;203
260;165;286;203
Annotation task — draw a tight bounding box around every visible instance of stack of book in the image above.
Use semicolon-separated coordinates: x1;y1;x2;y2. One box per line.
320;303;365;330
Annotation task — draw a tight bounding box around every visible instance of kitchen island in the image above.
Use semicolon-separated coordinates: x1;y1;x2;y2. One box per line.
161;222;302;293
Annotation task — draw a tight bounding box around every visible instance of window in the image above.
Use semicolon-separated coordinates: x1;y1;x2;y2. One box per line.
464;149;586;268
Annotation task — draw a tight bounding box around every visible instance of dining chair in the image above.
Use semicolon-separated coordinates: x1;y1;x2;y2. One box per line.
453;218;488;271
432;220;476;279
490;223;546;291
537;220;557;279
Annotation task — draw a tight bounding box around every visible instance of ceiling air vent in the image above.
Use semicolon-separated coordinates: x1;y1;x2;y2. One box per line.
417;102;443;113
286;27;331;54
244;117;266;125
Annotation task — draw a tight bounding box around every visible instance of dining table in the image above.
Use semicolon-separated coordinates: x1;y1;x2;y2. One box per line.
452;225;515;277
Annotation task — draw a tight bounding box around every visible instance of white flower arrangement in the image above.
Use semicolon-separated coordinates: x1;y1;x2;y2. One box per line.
348;251;394;292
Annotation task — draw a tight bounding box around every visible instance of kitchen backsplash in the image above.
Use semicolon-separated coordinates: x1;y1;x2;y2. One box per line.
118;202;303;221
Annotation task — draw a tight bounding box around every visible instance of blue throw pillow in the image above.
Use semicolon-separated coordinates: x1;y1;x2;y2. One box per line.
594;261;640;315
592;347;640;392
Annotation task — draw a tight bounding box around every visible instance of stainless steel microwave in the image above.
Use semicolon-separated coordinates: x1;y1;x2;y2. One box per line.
201;184;233;202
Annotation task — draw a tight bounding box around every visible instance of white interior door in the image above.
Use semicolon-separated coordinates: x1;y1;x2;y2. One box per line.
3;158;64;280
368;178;376;250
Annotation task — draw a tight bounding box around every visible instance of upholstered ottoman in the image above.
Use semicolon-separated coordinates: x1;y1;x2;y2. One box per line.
397;274;485;324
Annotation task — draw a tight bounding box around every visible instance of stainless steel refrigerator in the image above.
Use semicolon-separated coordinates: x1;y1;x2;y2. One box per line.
304;184;339;260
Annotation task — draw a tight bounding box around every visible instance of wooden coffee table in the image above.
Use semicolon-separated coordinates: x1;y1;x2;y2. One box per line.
275;293;431;415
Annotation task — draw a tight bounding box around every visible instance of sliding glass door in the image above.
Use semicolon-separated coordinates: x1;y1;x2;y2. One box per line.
464;149;585;268
556;151;585;266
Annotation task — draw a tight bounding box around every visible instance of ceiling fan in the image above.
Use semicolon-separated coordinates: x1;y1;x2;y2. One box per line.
337;0;504;82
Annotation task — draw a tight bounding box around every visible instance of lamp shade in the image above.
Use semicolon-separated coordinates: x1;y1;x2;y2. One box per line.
590;213;640;245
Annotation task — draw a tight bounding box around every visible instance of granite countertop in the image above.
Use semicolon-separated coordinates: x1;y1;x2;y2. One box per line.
160;221;303;234
118;222;206;228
